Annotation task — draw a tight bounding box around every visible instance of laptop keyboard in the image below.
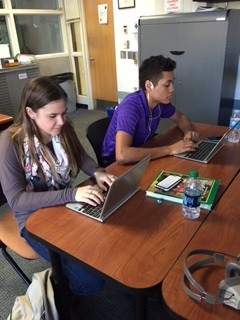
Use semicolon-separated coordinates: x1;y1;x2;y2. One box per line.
79;190;108;218
186;141;216;161
80;202;104;218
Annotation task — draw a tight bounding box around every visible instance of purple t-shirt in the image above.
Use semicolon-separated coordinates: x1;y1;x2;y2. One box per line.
101;89;175;165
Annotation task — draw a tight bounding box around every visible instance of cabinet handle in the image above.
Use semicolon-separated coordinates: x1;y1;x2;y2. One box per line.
170;51;185;56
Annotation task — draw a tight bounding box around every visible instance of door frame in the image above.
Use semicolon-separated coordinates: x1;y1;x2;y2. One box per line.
66;0;94;110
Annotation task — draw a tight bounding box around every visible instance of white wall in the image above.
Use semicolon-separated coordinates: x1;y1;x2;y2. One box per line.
112;0;240;102
112;0;198;99
112;0;159;95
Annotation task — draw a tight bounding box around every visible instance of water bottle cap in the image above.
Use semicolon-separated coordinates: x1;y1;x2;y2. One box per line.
189;170;198;178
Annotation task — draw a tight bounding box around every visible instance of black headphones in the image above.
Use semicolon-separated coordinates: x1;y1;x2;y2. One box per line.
182;249;240;310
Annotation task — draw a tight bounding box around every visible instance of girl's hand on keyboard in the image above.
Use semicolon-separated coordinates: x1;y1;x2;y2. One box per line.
94;171;117;191
75;186;105;206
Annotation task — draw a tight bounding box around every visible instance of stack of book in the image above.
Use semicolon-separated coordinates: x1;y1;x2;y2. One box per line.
146;170;220;210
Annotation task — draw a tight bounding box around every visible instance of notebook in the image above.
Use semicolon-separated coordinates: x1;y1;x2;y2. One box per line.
66;155;151;222
174;120;240;164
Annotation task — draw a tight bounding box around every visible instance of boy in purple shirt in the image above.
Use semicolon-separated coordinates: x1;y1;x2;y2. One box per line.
101;55;199;166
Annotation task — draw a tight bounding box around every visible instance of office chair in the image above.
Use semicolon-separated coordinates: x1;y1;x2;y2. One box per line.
86;117;111;168
0;184;39;285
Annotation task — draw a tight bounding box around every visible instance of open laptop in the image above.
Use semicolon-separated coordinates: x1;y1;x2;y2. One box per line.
174;120;240;164
66;155;150;222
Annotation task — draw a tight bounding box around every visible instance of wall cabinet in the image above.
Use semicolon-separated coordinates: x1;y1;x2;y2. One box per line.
138;10;240;126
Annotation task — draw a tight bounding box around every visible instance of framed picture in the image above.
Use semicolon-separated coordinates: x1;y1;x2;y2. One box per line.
118;0;135;9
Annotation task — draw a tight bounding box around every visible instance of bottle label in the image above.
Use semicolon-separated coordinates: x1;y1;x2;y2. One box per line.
183;193;200;208
229;118;240;129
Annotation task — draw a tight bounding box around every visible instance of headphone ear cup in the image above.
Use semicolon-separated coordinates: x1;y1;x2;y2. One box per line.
225;261;240;278
218;277;240;309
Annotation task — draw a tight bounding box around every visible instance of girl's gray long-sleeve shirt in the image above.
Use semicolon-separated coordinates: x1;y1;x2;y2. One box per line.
0;131;100;232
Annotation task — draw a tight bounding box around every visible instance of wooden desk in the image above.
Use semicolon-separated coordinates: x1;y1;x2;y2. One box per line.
145;123;240;206
0;113;13;124
0;113;13;131
161;174;240;320
26;123;240;320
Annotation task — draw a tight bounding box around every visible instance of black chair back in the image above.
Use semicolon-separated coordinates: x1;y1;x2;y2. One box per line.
86;117;111;168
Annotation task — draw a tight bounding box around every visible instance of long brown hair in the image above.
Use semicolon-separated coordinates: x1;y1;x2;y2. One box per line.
8;76;83;177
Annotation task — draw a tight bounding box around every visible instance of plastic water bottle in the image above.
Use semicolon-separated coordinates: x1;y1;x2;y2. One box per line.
228;111;240;143
182;170;202;220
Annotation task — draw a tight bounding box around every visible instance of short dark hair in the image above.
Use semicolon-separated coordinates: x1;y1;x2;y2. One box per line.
139;55;176;89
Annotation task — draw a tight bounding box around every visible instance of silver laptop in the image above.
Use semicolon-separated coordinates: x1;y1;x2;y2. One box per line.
66;155;150;222
174;120;240;164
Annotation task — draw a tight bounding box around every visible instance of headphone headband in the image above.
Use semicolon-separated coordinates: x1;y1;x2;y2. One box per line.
182;249;240;306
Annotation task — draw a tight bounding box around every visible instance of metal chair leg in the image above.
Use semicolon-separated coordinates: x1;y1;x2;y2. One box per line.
0;240;31;285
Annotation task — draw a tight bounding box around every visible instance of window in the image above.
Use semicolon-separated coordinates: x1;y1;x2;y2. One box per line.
14;15;63;55
0;0;66;57
74;56;86;96
11;0;58;10
0;16;11;57
71;22;82;52
69;21;87;97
